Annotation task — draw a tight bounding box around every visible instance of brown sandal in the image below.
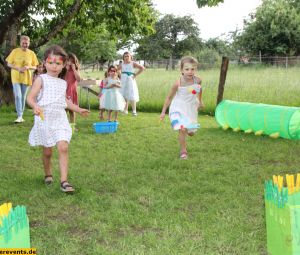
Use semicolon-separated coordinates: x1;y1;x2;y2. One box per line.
60;181;75;193
44;175;53;185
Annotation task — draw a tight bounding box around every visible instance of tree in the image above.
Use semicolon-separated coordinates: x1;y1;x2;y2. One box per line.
47;24;117;64
204;38;237;58
195;47;221;69
133;0;226;65
0;0;155;104
234;0;300;56
196;0;224;7
135;14;203;69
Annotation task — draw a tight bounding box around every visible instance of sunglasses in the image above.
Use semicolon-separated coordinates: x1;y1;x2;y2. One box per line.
109;70;116;73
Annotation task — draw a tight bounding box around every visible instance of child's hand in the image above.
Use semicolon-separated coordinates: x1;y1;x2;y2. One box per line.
79;108;90;117
33;104;42;116
160;113;166;121
33;105;45;120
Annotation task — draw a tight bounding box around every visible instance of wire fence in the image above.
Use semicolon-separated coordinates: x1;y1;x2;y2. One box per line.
81;55;300;71
233;55;300;68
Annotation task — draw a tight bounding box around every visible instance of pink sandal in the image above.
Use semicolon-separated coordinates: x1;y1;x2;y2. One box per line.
180;151;188;160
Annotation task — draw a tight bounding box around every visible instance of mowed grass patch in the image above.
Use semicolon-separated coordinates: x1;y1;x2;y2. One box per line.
1;109;300;254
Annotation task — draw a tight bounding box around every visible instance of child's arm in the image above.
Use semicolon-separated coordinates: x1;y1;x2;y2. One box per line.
195;76;202;85
117;64;122;72
66;99;90;117
160;80;179;121
99;80;104;97
104;78;114;89
133;62;145;78
198;89;204;110
71;64;81;82
196;76;204;109
117;64;122;78
26;76;43;116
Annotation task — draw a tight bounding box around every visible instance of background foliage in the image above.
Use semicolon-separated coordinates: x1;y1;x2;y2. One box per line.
234;0;300;56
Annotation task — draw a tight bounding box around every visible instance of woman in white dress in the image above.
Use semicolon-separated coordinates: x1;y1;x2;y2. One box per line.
160;56;204;160
27;45;89;193
118;52;145;116
100;65;125;122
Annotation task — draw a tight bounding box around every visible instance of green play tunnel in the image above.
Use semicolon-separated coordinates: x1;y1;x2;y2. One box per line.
215;100;300;139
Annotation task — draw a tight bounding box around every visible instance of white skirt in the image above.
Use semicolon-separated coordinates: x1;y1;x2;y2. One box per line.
29;106;72;147
120;75;139;102
100;88;125;111
169;97;199;132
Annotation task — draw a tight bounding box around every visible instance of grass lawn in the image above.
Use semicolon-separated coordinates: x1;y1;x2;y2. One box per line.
1;108;300;254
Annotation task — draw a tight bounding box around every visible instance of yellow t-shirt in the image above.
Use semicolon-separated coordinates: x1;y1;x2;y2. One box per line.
5;48;39;86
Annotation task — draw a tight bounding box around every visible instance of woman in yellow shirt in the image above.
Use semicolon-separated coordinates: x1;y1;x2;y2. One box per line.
6;35;39;123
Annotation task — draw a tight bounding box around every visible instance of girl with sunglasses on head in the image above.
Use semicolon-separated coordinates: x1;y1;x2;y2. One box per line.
27;45;89;193
100;65;125;122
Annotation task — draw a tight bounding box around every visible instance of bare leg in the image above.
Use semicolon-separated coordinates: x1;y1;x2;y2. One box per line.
108;110;112;121
178;129;187;153
69;110;76;124
124;100;128;113
114;111;118;121
57;141;69;181
43;147;53;176
131;101;137;115
99;109;104;120
57;141;75;192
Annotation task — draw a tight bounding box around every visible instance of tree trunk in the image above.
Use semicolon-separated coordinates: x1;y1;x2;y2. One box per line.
0;63;14;105
169;55;173;70
165;62;169;70
0;0;35;45
4;20;20;54
0;21;21;105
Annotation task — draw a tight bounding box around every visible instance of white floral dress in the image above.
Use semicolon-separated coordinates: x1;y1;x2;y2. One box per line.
169;77;201;132
29;74;72;147
120;62;139;102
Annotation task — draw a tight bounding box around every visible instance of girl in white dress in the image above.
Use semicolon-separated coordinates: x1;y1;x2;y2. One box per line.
27;45;89;193
100;65;125;122
160;56;204;160
118;52;145;116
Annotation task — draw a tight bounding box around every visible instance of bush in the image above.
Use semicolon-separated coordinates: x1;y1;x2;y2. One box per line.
195;48;222;69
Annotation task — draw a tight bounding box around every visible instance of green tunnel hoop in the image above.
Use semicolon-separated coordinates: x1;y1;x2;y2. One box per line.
215;100;300;139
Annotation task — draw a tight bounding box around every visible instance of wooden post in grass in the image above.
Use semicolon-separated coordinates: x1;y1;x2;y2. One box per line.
216;56;229;105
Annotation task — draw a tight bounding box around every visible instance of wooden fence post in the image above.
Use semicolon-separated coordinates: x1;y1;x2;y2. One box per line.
216;56;229;105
